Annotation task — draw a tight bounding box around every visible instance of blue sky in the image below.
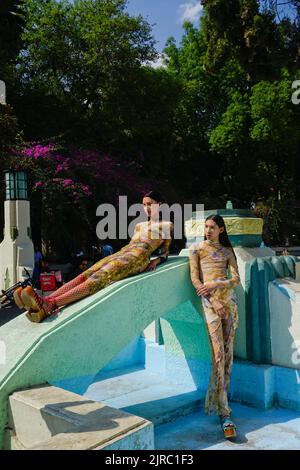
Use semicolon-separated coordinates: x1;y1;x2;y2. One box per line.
126;0;203;52
126;1;295;53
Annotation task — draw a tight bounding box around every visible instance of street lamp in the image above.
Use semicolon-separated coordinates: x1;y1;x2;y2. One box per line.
4;170;28;201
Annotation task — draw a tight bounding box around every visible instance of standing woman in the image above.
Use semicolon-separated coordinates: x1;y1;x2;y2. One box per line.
14;191;173;323
189;215;240;439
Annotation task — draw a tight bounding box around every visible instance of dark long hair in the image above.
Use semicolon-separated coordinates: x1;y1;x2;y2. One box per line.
205;214;236;257
143;190;166;204
143;190;166;222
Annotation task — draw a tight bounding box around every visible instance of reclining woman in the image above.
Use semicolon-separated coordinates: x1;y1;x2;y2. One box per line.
14;191;173;323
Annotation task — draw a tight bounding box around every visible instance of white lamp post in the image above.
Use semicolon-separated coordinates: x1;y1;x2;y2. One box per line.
0;169;34;290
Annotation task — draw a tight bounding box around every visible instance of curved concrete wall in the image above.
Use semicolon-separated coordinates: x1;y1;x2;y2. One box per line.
0;257;202;449
244;255;297;363
269;279;300;369
1;251;298;448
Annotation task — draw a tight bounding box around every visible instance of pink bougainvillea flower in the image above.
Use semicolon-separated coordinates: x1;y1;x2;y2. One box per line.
63;179;73;186
23;144;55;159
55;164;64;174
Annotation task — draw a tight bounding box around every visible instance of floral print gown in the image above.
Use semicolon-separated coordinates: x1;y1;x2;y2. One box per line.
47;221;173;306
189;239;240;417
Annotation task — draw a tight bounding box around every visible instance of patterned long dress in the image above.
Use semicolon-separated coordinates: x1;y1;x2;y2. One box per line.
189;240;240;417
46;221;173;308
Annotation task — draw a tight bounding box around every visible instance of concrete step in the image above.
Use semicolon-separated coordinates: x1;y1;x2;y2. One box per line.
8;384;153;450
155;402;300;450
84;365;203;425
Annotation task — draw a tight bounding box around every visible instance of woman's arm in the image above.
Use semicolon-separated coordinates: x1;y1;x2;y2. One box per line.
189;245;227;316
157;237;172;264
189;245;214;298
133;222;141;237
155;222;174;265
213;249;240;289
145;222;173;271
189;245;202;289
226;250;240;287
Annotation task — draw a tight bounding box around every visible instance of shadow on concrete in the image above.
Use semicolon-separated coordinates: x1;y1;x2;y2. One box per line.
154;401;300;450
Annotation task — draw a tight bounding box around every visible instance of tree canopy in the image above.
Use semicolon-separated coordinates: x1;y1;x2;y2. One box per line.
1;0;300;250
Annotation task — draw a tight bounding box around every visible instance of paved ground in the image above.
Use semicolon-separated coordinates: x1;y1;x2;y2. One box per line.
0;305;22;327
85;366;202;425
155;402;300;450
86;366;300;450
0;289;54;327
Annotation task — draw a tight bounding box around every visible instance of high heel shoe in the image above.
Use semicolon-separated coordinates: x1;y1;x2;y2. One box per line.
13;287;26;310
26;309;47;323
21;286;57;322
21;286;39;311
220;415;237;439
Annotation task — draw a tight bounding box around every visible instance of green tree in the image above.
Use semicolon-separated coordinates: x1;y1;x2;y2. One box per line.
163;22;227;198
13;0;187;179
0;1;24;68
16;0;156;140
0;103;20;152
0;0;24;94
163;2;300;213
0;1;24;153
201;0;299;81
250;72;300;196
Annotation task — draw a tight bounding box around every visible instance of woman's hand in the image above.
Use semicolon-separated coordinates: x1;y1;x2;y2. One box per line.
211;299;227;318
145;259;160;272
196;284;210;296
195;281;218;297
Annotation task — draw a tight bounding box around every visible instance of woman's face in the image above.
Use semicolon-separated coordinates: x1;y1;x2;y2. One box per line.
205;219;224;241
142;197;160;219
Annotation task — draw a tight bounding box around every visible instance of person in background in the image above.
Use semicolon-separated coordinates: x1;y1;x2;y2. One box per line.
69;249;87;269
40;258;51;273
67;256;89;281
92;241;114;262
32;245;43;289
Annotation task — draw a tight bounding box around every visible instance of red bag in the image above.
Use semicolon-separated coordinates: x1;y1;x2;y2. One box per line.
40;273;56;291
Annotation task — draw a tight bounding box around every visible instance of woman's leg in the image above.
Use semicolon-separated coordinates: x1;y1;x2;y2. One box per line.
53;253;149;306
46;272;86;299
204;316;231;417
222;314;236;399
51;277;101;307
24;250;149;317
46;250;127;299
